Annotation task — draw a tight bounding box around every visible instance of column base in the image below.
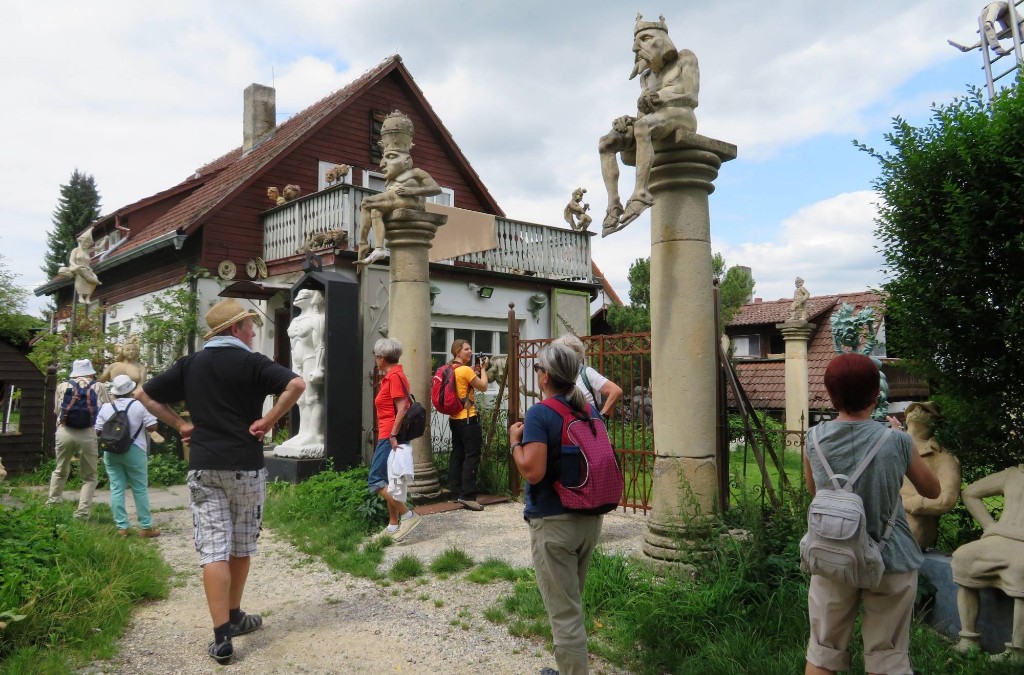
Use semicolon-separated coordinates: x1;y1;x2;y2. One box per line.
408;461;442;499
643;455;719;563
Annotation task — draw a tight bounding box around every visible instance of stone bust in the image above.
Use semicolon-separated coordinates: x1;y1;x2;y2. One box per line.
898;401;961;549
99;335;147;385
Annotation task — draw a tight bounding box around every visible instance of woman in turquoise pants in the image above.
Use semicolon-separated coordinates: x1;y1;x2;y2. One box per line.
94;374;161;537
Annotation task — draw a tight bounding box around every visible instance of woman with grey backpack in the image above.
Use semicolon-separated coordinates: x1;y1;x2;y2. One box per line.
802;353;939;675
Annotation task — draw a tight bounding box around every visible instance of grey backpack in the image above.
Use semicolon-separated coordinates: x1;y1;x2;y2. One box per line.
799;426;897;590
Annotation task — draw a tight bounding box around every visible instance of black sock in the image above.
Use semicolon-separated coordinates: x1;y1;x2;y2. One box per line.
214;621;232;644
229;608;244;625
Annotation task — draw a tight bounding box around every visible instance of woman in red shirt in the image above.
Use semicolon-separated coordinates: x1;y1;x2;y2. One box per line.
368;338;420;542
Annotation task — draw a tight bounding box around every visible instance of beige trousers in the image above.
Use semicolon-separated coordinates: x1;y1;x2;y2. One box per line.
47;425;99;518
528;513;603;675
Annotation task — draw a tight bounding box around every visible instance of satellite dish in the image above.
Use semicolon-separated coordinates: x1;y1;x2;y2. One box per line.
218;260;237;280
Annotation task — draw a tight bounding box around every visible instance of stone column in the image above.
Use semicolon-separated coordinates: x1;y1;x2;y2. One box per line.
776;321;815;436
643;133;737;563
386;208;447;497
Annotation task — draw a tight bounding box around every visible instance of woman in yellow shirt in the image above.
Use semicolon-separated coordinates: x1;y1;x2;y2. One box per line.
448;339;489;511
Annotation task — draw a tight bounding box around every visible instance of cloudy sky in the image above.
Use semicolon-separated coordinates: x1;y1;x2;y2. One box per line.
0;1;1002;315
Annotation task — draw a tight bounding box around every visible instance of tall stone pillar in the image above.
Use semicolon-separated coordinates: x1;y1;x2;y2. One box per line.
643;134;737;563
776;321;815;435
386;208;447;497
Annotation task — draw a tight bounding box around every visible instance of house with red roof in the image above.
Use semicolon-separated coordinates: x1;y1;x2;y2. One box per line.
725;290;929;426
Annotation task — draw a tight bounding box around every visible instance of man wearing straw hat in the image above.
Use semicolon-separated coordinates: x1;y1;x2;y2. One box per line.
136;298;304;664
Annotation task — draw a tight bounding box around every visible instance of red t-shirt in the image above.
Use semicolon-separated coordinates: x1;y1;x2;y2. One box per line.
375;364;410;440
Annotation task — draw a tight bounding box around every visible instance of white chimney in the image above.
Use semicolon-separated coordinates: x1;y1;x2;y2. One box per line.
243;83;276;153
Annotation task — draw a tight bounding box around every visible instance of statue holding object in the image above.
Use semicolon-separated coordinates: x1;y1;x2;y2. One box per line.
598;14;699;237
58;227;101;304
355;111;442;266
563;187;592;232
948;2;1023;56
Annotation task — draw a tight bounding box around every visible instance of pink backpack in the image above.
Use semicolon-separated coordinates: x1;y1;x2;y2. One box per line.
540;398;623;515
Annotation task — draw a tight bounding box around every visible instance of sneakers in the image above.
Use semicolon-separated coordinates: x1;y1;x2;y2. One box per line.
138;528;161;538
116;529;132;537
229;612;263;637
457;498;484;512
393;512;421;542
208;639;233;664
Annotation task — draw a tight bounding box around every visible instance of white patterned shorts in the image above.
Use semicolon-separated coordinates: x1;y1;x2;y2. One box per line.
187;469;266;566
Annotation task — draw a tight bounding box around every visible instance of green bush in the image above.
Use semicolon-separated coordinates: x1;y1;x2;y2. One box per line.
147;452;187;487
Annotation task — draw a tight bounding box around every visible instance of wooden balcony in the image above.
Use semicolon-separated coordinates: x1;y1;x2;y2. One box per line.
262;184;594;282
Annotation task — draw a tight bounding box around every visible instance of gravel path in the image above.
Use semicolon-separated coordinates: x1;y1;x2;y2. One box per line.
91;502;645;674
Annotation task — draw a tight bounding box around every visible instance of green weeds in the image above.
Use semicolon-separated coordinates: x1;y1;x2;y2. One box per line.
428;547;475;574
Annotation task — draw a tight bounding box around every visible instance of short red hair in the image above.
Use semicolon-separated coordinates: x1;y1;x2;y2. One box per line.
824;353;880;413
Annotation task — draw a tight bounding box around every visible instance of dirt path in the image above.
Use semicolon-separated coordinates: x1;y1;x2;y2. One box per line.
92;503;643;674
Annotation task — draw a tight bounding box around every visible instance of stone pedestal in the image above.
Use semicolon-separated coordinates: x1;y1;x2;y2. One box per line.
386;208;447;498
776;321;814;436
920;551;1014;653
643;133;737;563
264;450;327;484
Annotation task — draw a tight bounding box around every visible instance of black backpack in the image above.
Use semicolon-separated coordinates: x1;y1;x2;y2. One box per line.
98;400;139;454
394;378;426;444
61;380;99;429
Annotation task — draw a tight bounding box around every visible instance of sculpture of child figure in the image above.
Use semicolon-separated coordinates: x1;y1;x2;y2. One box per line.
952;465;1024;658
274;289;326;458
354;111;441;267
788;277;810;322
898;401;961;549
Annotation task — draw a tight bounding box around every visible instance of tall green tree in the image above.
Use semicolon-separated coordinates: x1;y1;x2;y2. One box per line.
859;82;1024;478
0;249;41;345
606;254;755;333
42;170;102;279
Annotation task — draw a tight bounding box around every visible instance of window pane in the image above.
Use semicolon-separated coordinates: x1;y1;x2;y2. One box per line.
431;327;447;353
498;331;508;355
453;328;472;344
473;330;492;355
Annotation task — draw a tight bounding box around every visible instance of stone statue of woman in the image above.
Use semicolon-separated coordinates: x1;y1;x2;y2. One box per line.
58;227;102;304
274;289;326;458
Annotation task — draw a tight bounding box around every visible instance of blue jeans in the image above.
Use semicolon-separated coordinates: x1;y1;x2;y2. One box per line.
103;444;152;529
367;438;391;492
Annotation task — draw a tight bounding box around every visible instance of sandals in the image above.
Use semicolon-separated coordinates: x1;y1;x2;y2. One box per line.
208;639;233;664
230;611;263;637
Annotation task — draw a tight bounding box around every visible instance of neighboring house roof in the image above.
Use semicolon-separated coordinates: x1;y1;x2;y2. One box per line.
729;291;894;411
60;54;504;274
591;260;624;307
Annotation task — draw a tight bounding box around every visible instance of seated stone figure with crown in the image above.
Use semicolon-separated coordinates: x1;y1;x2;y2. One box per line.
598;14;699;237
355;111;442;266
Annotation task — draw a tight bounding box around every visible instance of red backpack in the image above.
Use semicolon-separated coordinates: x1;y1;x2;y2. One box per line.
431;364;469;416
539;398;623;515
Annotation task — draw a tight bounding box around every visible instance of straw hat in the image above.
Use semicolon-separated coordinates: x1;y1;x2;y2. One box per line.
69;359;96;378
109;374;138;396
203;298;259;340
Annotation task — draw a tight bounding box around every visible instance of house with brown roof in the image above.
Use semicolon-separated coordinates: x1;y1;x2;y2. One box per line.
33;55;601;464
725;290;930;426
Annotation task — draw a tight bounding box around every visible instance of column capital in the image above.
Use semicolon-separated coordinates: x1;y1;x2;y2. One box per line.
775;321;816;340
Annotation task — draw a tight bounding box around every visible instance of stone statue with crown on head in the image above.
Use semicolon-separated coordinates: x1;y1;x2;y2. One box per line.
355;111;443;266
598;14;699;237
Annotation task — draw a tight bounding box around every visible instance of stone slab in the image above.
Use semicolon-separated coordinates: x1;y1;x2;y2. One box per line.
920;551;1013;652
264;451;328;484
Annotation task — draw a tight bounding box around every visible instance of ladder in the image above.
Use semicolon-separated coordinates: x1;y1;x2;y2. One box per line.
979;1;1024;99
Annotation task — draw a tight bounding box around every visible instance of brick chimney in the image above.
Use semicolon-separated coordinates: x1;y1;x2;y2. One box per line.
753;297;762;303
243;83;276;153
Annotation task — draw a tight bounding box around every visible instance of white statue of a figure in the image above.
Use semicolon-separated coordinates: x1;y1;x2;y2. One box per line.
948;2;1023;56
58;227;102;304
274;289;326;458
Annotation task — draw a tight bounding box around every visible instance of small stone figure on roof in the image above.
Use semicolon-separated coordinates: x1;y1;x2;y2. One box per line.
563;188;592;232
789;277;811;322
267;185;301;207
324;164;350;187
598;14;699;237
899;401;961;550
948;2;1023;56
58;227;102;304
355;111;442;266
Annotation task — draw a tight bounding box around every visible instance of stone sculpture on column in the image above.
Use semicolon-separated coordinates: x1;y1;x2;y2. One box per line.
58;227;102;304
355;111;442;266
951;465;1024;658
899;401;961;550
598;14;699;237
789;277;811;322
275;289;326;458
563;188;592;232
830;302;889;420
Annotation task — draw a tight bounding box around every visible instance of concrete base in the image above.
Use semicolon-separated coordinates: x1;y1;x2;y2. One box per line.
920;551;1013;653
264;450;328;484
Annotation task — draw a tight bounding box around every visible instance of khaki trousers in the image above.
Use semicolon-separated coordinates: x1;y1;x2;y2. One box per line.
47;425;99;518
528;513;603;675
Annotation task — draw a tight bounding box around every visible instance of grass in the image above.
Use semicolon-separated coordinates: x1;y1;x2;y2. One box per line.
0;491;171;674
390;555;425;581
465;558;531;584
429;547;475;574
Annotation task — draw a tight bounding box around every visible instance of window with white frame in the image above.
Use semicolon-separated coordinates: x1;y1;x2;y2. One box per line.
362;170;386;192
430;324;508;383
317;160;352;191
426;187;455;207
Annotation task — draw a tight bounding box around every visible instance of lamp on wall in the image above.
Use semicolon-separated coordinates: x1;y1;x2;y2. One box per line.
467;283;494;299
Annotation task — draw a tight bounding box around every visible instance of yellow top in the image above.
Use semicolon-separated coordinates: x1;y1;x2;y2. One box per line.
450;364;477;420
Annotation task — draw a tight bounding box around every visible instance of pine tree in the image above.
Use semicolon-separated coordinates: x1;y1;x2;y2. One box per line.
42;169;102;278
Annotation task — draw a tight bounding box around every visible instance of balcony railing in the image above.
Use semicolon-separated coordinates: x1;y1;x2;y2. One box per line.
262;184;593;282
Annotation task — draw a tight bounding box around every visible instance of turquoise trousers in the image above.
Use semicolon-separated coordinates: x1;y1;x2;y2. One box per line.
103;444;152;530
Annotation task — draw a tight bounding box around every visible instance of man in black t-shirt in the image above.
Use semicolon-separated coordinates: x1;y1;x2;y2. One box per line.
136;298;304;664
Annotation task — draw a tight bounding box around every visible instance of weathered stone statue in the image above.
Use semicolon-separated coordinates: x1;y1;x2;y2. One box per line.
99;334;147;385
563;188;592;232
952;465;1024;658
830;302;889;419
324;164;350;187
899;401;962;549
0;455;6;482
355;111;442;266
789;277;811;322
598;14;699;237
58;227;101;304
948;2;1023;56
275;289;326;458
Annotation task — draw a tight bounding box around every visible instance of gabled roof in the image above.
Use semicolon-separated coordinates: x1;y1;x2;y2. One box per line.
730;295;836;327
98;55;504;261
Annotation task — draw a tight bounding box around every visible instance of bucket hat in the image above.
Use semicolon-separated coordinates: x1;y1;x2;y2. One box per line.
69;359;96;378
109;374;138;396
